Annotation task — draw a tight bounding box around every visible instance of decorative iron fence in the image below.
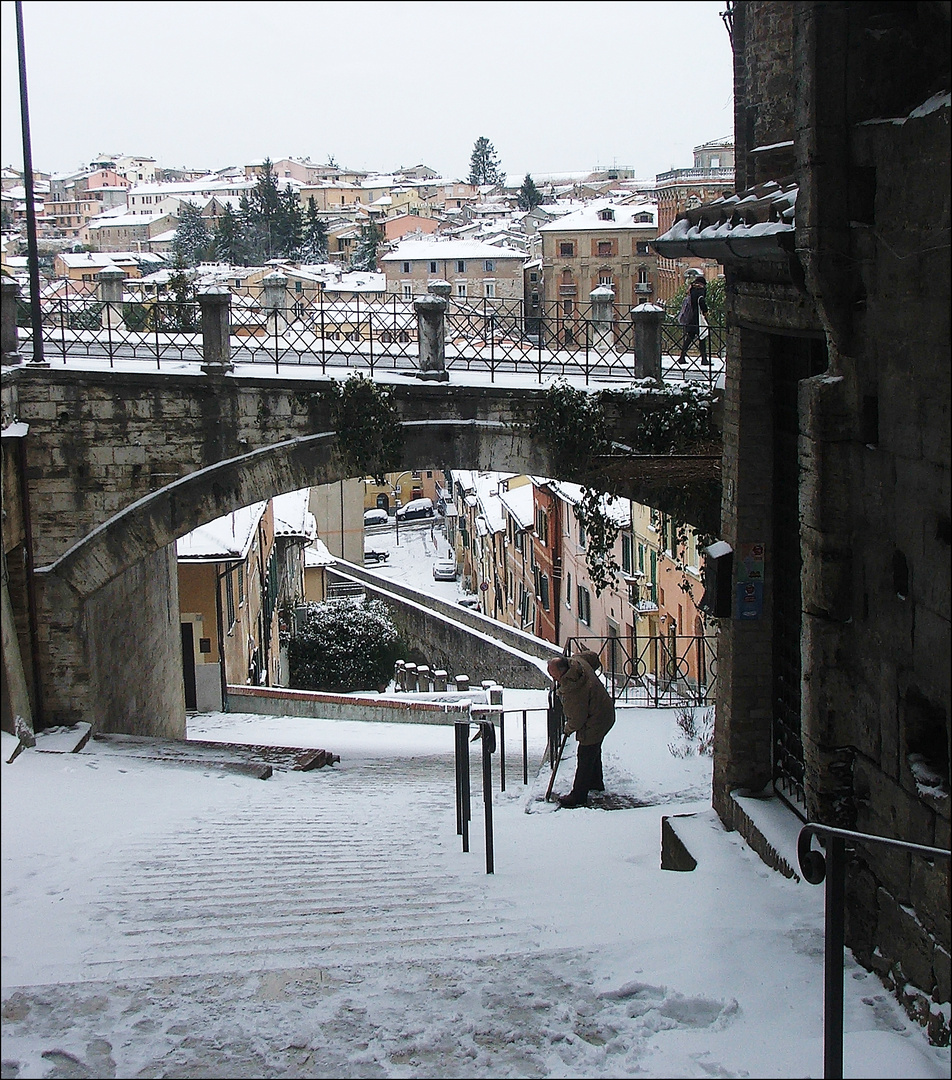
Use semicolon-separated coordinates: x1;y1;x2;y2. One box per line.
564;633;717;707
13;279;725;387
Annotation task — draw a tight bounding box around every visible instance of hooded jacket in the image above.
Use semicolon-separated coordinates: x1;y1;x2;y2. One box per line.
556;658;615;746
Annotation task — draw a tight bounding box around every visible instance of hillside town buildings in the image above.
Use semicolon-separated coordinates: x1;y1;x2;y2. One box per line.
2;142;732;313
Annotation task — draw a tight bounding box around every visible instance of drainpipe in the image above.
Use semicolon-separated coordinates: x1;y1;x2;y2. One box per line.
214;562;235;712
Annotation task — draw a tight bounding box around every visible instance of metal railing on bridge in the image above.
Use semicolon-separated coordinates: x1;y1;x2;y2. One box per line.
11;278;724;388
564;633;717;707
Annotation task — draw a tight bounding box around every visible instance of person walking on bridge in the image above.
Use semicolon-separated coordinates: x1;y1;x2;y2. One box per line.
676;269;710;366
547;653;615;808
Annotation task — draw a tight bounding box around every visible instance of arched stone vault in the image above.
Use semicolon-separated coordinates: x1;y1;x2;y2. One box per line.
2;366;720;733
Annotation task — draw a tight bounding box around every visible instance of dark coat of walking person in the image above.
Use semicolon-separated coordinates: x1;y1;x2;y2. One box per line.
547;654;616;808
677;272;710;366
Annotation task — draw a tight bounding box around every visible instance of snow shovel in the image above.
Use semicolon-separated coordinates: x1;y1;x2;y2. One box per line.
544;731;569;802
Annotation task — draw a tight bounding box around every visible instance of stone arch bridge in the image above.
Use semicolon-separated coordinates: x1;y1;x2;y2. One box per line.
1;364;720;737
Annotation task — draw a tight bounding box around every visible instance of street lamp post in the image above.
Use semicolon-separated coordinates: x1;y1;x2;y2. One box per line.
389;470;413;546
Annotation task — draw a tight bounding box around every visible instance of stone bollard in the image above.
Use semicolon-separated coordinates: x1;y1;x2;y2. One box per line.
455;674;470;694
631;302;665;380
394;659;406;691
414;285;449;381
1;278;20;365
261;271;288;337
199;287;234;374
433;669;448;692
589;284;615;356
404;663;418;692
97;266;126;331
417;665;431;692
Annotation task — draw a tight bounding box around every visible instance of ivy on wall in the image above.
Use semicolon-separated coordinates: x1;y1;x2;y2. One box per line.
522;379;719;595
319;373;404;481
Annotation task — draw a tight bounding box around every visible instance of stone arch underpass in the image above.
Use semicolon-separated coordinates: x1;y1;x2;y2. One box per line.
1;365;720;737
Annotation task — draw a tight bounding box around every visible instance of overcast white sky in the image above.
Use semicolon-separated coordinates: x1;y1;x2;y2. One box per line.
1;0;734;181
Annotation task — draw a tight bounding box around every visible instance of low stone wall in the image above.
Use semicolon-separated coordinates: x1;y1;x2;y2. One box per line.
329;563;558;690
227;683;485;726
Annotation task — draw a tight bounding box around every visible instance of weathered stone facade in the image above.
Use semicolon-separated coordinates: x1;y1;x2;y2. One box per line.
657;0;950;1039
2;366;706;739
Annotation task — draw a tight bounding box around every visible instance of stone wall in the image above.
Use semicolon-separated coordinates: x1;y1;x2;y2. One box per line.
330;562;558;691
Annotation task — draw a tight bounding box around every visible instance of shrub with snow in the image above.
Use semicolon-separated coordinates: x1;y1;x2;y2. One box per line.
289;598;405;693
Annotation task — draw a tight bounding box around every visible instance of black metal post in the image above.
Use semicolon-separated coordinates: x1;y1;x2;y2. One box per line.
824;835;846;1080
15;1;45;366
499;710;506;792
480;722;494;875
454;721;470;853
797;823;950;1080
522;710;529;786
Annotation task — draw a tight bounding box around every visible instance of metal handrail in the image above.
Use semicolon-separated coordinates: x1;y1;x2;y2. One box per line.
797;822;951;1079
454;719;496;874
496;707;548;791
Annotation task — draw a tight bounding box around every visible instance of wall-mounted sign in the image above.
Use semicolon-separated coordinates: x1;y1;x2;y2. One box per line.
736;580;763;619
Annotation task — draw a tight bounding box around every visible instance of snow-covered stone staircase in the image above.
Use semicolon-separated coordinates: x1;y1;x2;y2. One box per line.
79;751;529;984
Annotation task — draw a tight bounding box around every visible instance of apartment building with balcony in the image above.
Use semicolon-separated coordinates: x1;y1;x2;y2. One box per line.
538;198;660;311
381;239;526;300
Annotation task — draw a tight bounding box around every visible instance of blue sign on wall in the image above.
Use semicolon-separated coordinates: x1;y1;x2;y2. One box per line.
736;581;763;619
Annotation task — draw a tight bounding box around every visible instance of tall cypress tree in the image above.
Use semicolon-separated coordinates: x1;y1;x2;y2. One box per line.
171;201;211;266
351;222;383;272
517;174;543;210
301;197;329;264
213;203;246;265
468;136;503;186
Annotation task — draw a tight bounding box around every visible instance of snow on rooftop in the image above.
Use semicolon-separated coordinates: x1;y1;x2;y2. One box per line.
538;199;657;232
176;502;268;561
272;489;317;541
382;239;525;262
497;483;535;530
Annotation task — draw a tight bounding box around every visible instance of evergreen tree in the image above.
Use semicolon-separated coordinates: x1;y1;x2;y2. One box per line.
517;174;543;211
213;203;247;265
276;186;303;260
351;222;383;272
300;197;329;264
238;192;269;264
468;136;503;186
171;200;211;266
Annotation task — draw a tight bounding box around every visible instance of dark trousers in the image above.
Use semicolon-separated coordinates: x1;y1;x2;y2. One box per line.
570;742;605;800
678;326;709;364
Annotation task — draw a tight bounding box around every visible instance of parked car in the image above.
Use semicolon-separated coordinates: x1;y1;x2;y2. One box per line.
395;497;435;521
432;559;458;581
364;508;389;527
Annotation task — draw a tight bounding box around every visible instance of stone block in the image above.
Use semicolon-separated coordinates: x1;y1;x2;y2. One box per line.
661;815;698;871
876;886;936;996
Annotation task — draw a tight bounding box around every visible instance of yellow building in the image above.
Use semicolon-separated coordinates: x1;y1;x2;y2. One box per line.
539;198;659;310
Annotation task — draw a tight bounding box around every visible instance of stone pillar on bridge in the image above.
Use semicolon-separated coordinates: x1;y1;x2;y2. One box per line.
199;287;234;374
414;280;449;381
97;267;126;332
1;278;20;365
589;285;615;356
261;272;288;338
630;302;665;380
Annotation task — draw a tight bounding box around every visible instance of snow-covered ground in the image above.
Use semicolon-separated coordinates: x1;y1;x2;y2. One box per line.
361;513;472;606
2;529;949;1078
3;687;948;1079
